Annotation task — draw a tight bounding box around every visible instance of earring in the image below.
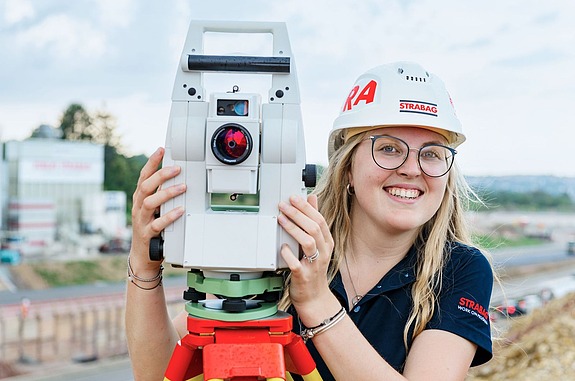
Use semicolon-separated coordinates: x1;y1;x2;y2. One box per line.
346;184;355;195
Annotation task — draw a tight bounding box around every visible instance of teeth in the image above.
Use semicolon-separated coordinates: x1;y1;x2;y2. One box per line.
387;187;420;199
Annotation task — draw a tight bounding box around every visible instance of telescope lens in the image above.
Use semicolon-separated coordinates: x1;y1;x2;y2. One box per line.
211;124;253;164
233;100;248;116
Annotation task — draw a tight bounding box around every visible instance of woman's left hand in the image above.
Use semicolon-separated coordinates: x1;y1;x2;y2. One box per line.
278;194;335;315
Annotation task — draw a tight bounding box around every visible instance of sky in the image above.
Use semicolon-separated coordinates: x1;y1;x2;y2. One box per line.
1;0;574;177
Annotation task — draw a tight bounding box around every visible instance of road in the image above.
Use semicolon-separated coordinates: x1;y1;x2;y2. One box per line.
2;243;575;381
490;241;574;268
7;358;133;381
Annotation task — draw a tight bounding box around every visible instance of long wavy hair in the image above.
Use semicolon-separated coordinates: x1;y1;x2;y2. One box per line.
280;130;487;347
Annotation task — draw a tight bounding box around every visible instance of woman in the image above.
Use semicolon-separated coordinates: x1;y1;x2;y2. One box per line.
126;61;494;380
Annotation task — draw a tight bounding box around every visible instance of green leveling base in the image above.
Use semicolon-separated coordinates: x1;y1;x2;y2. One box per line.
184;270;284;321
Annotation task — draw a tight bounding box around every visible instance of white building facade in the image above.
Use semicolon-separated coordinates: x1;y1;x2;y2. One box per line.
2;138;105;253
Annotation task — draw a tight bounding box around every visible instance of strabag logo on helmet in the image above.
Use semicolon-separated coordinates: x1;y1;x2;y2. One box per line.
399;100;438;117
342;80;377;112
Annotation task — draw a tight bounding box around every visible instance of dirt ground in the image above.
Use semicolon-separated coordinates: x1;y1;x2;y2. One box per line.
468;292;575;380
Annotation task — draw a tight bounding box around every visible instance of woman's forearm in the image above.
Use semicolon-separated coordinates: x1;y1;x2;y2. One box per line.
125;258;180;381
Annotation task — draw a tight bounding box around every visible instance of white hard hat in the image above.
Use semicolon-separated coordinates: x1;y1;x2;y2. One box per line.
328;61;465;159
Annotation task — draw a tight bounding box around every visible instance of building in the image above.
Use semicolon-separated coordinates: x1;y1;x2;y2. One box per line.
2;138;105;254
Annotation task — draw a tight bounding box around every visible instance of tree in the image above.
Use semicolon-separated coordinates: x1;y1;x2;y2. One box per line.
57;103;147;220
58;104;94;141
91;108;121;148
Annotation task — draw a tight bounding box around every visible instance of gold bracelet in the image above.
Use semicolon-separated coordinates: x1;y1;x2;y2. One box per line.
300;307;347;343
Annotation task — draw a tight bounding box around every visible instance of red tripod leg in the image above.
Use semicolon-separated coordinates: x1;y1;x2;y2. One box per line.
163;335;203;381
285;333;322;381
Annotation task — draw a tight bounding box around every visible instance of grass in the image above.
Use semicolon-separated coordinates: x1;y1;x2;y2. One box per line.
12;255;185;289
473;234;549;250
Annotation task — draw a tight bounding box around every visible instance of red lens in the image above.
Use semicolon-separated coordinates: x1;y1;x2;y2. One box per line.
222;128;248;158
212;124;253;164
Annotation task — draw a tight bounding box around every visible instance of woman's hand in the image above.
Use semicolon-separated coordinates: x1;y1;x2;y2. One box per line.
278;194;335;321
130;147;186;274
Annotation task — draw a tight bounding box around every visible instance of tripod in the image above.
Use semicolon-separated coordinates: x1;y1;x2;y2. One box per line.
162;271;322;381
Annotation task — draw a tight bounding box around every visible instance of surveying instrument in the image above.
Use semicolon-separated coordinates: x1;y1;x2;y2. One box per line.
149;20;321;380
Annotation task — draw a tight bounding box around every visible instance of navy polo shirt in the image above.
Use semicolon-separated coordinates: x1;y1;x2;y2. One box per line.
289;242;493;380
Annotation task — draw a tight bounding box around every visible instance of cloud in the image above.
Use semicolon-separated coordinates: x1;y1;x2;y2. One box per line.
96;0;135;28
13;14;108;61
3;0;35;26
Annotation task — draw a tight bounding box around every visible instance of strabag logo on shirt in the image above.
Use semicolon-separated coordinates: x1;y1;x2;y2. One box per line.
458;297;489;325
399;100;438;117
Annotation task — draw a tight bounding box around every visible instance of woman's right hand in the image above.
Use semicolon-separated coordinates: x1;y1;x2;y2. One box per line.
129;147;186;274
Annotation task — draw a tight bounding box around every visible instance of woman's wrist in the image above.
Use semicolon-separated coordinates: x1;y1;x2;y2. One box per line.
127;254;164;290
300;306;347;343
294;292;344;328
128;247;163;273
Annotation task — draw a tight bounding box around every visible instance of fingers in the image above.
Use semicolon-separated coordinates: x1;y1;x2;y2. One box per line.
280;243;302;271
137;147;164;188
131;147;187;242
278;195;333;261
150;206;185;235
133;148;183;211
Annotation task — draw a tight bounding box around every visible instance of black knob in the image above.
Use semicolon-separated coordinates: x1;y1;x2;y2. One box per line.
149;237;164;261
183;288;206;302
302;164;317;188
222;298;247;313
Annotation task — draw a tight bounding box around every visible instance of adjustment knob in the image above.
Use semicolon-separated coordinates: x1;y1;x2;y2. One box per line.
149;237;164;261
302;164;317;188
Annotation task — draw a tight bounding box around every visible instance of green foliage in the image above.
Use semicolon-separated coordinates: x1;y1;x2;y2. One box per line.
56;103;149;220
474;189;574;212
472;234;549;250
34;260;109;287
104;146;147;221
59;104;93;141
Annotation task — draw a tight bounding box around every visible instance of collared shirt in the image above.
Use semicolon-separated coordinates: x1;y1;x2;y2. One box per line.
290;242;493;380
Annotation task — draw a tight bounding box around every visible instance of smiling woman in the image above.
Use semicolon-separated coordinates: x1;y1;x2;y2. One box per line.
275;61;495;380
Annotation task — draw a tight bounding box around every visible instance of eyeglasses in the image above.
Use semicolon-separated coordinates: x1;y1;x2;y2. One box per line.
367;135;457;177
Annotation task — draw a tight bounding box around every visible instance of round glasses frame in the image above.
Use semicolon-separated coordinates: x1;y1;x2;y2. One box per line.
367;135;457;178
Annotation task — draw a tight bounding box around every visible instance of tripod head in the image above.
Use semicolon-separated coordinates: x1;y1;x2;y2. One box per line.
150;20;316;318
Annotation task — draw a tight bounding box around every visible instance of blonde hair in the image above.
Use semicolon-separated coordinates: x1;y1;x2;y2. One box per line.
279;130;490;347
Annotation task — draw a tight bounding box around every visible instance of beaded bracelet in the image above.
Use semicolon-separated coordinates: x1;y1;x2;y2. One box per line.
300;307;347;343
127;255;163;290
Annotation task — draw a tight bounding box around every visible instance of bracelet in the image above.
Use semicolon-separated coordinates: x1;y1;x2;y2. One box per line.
300;307;346;343
127;255;163;290
129;277;163;290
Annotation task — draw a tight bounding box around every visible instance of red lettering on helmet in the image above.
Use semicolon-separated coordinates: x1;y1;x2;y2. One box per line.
343;85;360;112
353;80;377;107
342;80;377;112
